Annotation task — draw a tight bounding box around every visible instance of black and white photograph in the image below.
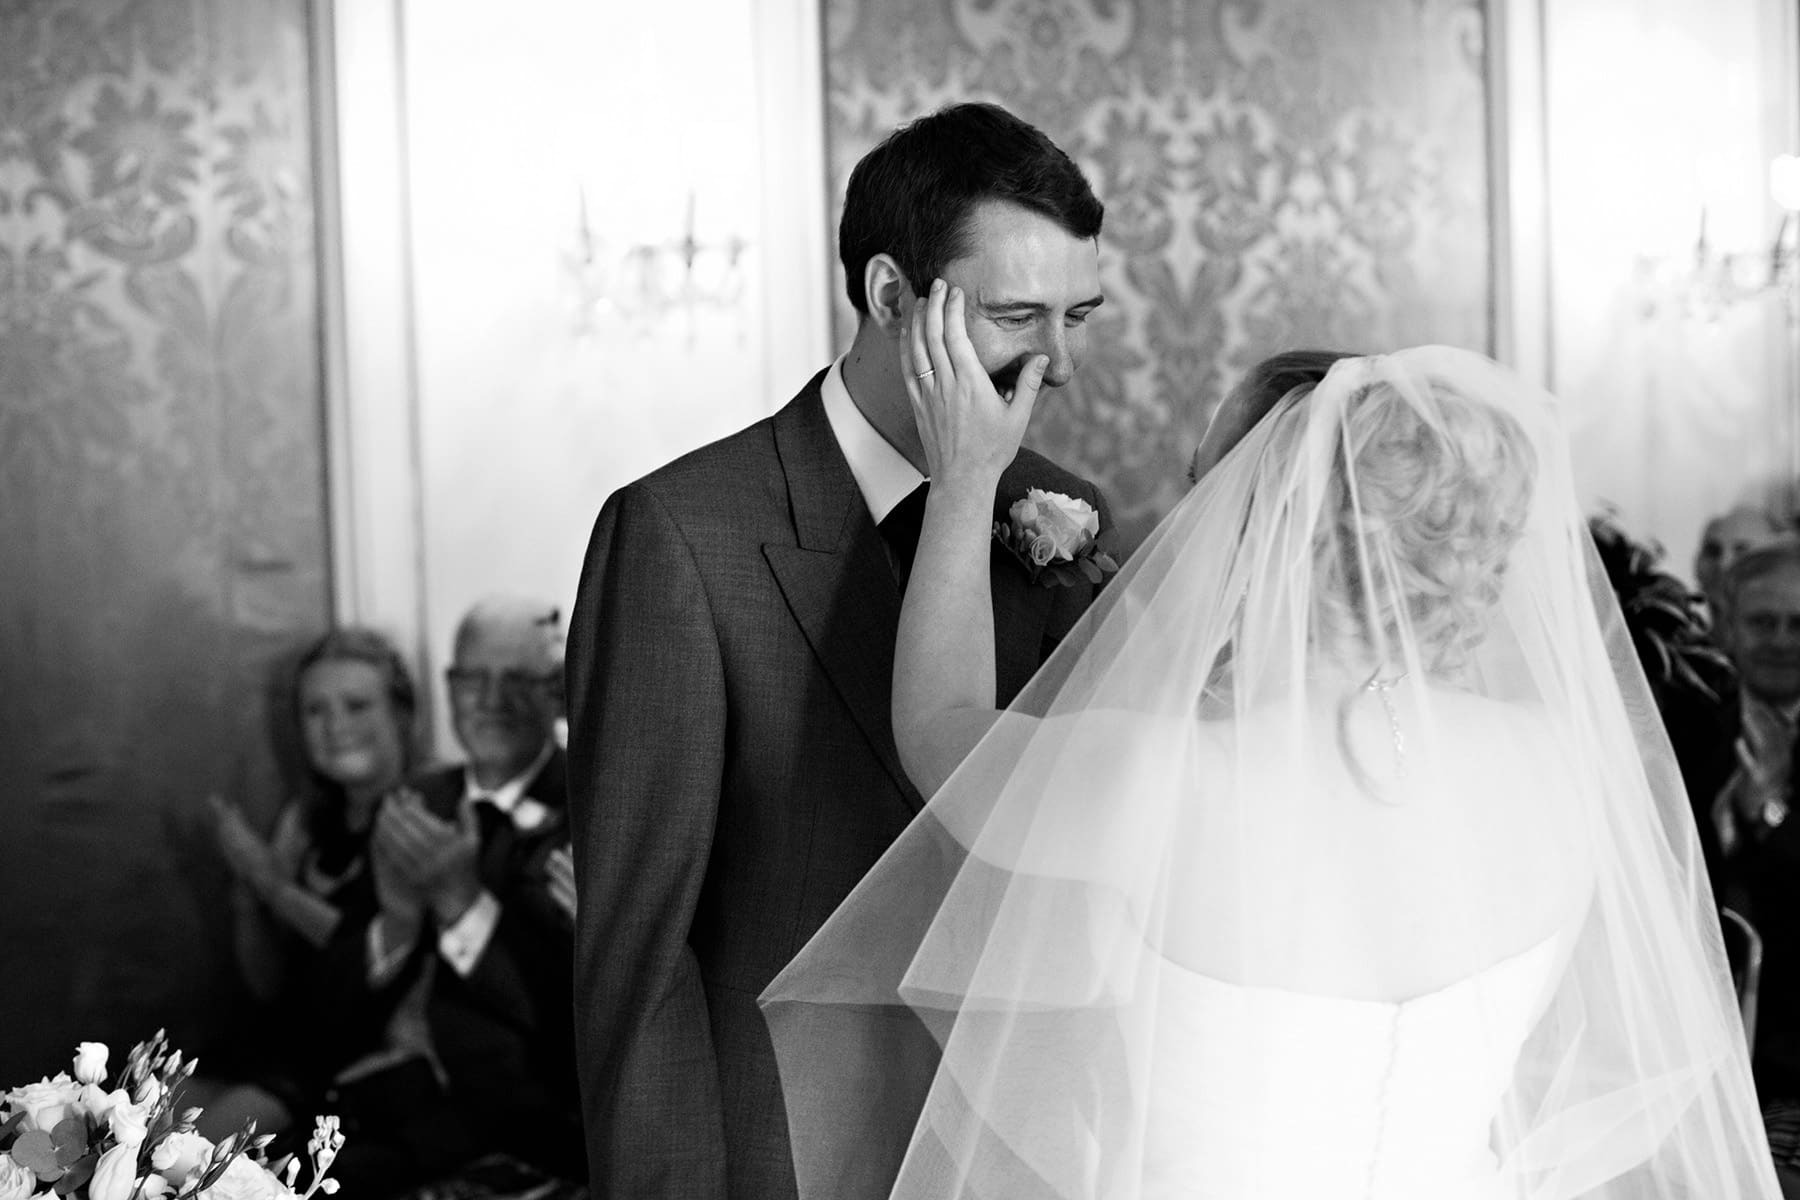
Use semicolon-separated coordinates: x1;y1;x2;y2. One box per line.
4;0;1800;1196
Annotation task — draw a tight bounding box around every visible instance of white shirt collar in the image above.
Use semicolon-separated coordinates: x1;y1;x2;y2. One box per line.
462;740;555;831
820;355;925;524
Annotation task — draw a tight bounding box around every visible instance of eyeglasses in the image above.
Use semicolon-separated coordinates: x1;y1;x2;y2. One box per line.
445;667;560;706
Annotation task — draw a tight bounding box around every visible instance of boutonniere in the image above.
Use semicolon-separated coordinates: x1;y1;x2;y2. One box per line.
993;488;1120;587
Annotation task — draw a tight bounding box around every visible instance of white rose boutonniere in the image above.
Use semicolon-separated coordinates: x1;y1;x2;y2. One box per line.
993;488;1119;587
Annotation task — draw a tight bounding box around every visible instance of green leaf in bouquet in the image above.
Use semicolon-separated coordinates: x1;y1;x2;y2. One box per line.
51;1116;90;1165
0;1109;25;1149
52;1154;94;1196
14;1130;66;1180
1078;558;1103;583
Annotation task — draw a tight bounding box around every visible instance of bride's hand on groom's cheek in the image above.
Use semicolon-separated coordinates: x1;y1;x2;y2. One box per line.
902;278;1047;487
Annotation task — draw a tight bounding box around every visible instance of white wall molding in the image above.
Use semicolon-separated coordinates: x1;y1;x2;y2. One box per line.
753;0;834;387
314;0;435;740
1487;0;1552;389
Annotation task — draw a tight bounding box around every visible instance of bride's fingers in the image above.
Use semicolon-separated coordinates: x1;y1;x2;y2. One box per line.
922;279;953;386
900;301;947;469
899;303;925;405
941;287;986;388
907;294;936;399
1005;354;1050;435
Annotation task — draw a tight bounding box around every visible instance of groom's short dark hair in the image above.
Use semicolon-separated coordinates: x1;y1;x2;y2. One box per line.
838;102;1103;317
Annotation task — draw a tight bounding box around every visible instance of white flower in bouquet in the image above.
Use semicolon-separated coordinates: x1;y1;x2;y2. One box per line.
88;1143;140;1200
0;1152;36;1200
106;1096;152;1149
72;1044;109;1086
200;1152;286;1200
1;1034;344;1200
76;1084;131;1127
3;1074;81;1133
152;1129;214;1187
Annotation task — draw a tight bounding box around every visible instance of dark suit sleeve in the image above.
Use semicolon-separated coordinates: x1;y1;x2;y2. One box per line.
1043;479;1114;652
565;483;729;1197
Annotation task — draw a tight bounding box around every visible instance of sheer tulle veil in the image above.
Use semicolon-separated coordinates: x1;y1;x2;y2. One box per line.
759;346;1777;1198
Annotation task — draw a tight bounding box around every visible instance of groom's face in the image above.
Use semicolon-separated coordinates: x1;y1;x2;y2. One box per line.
934;199;1103;395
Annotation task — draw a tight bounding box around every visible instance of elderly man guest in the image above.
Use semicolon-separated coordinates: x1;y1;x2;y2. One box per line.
566;101;1111;1199
1696;503;1787;640
308;595;581;1195
1714;538;1800;865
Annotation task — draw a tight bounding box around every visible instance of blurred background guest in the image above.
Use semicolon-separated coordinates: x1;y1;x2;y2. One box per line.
1713;537;1800;878
1697;503;1791;641
194;628;420;1140
303;596;581;1198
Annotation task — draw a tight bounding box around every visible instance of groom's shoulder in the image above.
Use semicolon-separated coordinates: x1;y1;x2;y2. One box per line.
612;372;826;521
629;420;778;507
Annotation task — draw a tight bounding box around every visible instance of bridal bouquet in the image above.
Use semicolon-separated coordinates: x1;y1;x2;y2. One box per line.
0;1032;343;1200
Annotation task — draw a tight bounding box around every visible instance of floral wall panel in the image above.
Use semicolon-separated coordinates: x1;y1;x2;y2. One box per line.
823;0;1491;547
0;0;326;1078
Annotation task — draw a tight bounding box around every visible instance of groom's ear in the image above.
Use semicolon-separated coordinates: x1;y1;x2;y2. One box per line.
864;254;911;336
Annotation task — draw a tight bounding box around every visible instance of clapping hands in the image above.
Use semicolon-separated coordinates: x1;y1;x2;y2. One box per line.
371;788;484;927
207;794;279;897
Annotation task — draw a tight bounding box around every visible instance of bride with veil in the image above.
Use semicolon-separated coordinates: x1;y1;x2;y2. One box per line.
760;283;1780;1198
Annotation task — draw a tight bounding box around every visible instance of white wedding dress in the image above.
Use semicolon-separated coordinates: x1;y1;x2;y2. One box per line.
763;348;1779;1200
1144;938;1560;1199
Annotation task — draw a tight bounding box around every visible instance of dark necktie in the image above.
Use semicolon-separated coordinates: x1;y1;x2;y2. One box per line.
471;797;512;883
879;481;930;588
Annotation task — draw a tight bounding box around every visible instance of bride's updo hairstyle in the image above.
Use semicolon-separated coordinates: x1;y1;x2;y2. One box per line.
1312;373;1537;677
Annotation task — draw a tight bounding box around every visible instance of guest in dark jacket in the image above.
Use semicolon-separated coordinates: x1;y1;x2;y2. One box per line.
308;596;580;1196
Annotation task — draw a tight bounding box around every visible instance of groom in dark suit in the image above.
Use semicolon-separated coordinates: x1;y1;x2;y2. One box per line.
565;102;1109;1199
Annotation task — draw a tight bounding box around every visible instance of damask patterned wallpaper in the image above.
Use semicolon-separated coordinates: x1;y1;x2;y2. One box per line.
0;0;326;1077
824;0;1492;546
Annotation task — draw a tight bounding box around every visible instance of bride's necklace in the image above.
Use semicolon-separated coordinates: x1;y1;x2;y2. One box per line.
1336;667;1408;801
1364;669;1407;777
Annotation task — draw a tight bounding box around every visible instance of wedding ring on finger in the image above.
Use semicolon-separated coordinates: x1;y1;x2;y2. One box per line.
915;368;936;380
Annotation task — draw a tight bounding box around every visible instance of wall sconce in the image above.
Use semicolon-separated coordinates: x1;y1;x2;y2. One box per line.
564;186;750;341
1641;156;1800;323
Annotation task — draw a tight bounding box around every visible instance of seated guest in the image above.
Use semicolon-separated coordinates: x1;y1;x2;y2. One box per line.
305;596;581;1197
1714;538;1800;873
1696;502;1787;641
1704;538;1800;1124
198;627;419;1138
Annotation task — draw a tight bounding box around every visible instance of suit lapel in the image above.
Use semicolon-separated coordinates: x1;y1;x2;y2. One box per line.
765;382;923;811
990;464;1056;705
762;385;1063;801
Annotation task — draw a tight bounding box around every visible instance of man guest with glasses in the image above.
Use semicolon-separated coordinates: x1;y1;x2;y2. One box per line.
306;595;583;1195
